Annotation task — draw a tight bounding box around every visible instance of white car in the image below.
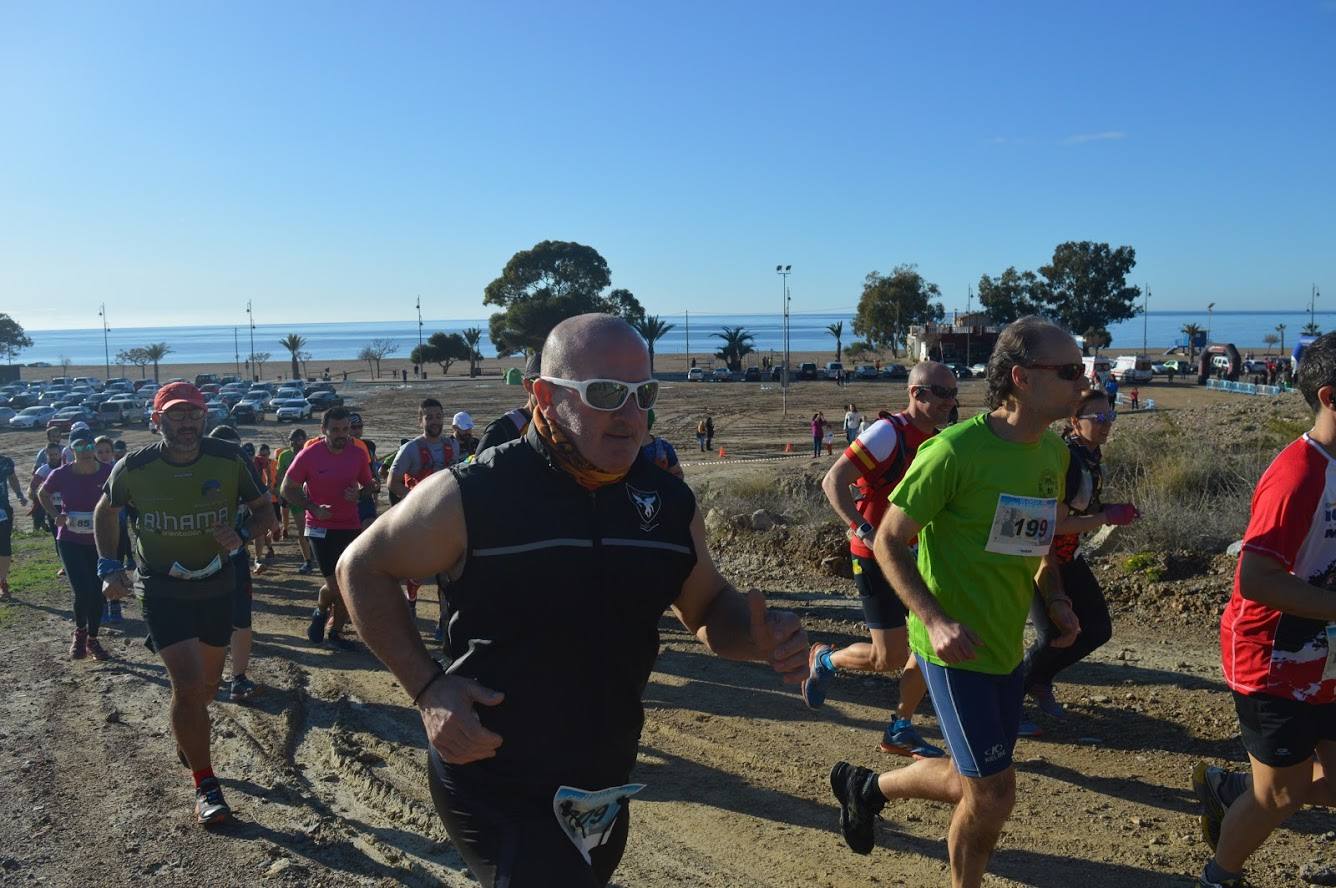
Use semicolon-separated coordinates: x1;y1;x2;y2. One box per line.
686;367;705;382
274;398;312;422
275;387;304;400
969;362;988;376
9;406;56;429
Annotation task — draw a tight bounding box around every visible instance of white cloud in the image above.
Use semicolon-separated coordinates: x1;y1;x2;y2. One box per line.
1063;131;1128;145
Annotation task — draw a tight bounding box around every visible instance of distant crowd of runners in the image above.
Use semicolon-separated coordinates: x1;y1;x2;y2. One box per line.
2;314;1333;888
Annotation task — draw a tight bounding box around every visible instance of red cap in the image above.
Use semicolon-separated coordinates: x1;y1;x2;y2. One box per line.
153;381;206;413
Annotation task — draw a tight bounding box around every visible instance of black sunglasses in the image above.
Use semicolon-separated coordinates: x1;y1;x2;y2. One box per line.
914;383;958;400
1026;363;1085;381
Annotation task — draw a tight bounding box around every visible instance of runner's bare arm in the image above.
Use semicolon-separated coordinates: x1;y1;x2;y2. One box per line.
1238;550;1336;622
35;481;59;523
820;454;867;532
1036;555;1079;647
672;508;809;683
92;494;123;560
6;470;24;504
337;469;505;763
874;503;983;663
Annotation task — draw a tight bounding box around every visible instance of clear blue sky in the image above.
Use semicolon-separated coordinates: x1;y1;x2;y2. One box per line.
3;1;1333;330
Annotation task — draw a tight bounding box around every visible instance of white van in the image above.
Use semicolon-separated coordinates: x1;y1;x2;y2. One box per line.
1111;355;1154;383
1082;357;1112;387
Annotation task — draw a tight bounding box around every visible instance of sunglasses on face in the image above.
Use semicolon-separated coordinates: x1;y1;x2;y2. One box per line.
540;377;659;411
1077;411;1117;423
915;384;959;400
71;441;96;451
1026;363;1085;381
163;407;206;421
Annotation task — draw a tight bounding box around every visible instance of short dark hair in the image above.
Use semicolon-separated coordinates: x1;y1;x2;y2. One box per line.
985;316;1071;409
1298;332;1336;412
323;406;351;428
419;398;443;415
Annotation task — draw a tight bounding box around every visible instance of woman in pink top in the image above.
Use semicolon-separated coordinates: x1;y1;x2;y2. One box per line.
37;428;113;660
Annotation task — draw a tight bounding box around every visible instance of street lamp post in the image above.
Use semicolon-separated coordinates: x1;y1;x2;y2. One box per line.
1312;283;1321;331
965;285;973;365
246;300;257;381
1143;285;1149;355
1207;302;1215;346
776;265;791;418
98;303;110;380
417;295;424;350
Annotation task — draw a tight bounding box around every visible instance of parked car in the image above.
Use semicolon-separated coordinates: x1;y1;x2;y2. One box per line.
305;390;343;411
134;379;160;391
947;363;973;379
230;402;261;424
274;398;313;421
798;362;818;380
95;401;130;425
820;362;845;380
275;387;305;401
303;382;336;396
243;390;273;409
106;393;146;411
686;367;705;382
205;401;231;425
743;367;761;382
1110;354;1154;383
7;392;36;408
194;374;222;387
882;364;908;380
9;406;57;428
710;367;733;382
47;407;100;432
855;364;879;380
969;363;989;376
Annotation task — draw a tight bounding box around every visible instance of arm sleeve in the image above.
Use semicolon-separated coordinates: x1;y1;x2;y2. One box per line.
387;443;415;480
237;454;265;501
283;448;311;488
888;435;957;528
844;418;899;477
106;460;131;507
1240;451;1321;572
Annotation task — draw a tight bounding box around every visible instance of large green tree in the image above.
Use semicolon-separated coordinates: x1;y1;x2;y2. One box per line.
0;313;33;365
483;240;644;356
977;267;1047;324
632;315;675;373
1038;242;1141;342
852;265;944;357
412;331;472;376
712;326;755;372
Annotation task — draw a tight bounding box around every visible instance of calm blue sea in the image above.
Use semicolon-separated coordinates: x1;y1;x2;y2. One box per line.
17;310;1332;366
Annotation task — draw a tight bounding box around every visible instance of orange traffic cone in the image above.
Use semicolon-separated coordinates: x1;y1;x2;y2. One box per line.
784;442;794;453
718;447;727;458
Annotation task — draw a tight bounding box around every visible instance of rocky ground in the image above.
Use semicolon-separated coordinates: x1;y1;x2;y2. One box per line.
1;373;1331;887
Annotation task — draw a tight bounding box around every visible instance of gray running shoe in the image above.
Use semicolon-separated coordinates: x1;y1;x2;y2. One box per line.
1191;761;1228;851
229;675;257;702
195;777;231;826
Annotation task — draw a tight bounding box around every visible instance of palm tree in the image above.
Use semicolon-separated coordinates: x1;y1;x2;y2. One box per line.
712;326;756;372
1180;323;1204;366
826;321;844;363
1302;321;1322;336
280;334;307;382
462;327;484;377
633;315;676;373
143;342;172;382
1276;323;1287;355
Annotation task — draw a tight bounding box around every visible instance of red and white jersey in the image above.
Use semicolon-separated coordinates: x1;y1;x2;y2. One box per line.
844;413;932;558
1222;434;1336;704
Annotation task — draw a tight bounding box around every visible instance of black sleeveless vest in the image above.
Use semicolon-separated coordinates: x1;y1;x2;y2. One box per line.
444;426;698;792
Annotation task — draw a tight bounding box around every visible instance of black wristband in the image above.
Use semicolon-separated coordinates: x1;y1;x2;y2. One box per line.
411;665;446;706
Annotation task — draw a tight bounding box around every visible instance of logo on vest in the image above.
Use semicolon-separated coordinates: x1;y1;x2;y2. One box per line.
626;485;661;532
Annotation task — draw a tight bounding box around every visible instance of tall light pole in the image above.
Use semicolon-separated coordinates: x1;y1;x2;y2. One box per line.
684;310;689;368
1207;302;1215;346
98;303;110;380
776;265;791;418
416;295;424;350
1142;285;1149;355
965;284;973;365
1312;283;1321;331
246;300;256;381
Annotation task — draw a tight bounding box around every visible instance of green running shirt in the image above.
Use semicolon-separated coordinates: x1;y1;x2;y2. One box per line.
889;413;1070;675
106;438;265;578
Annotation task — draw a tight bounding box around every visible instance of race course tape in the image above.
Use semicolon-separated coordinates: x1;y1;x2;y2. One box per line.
680;453;812;467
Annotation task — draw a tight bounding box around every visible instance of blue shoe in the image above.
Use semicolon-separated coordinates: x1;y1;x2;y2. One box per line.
1028;683;1066;719
1017;719;1043;738
879;719;945;758
306;607;328;644
801;643;835;709
108;600;123;624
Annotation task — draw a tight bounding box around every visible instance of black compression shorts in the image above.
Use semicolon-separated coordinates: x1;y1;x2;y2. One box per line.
426;749;629;888
852;555;907;630
310;529;360;578
1233;689;1336;768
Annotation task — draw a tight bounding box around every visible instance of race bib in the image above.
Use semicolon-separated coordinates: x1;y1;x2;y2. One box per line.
552;783;644;865
1324;625;1336;681
305;525;327;539
985;493;1057;557
66;511;95;534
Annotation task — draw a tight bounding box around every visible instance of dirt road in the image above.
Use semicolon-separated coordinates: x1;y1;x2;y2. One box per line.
0;375;1327;887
